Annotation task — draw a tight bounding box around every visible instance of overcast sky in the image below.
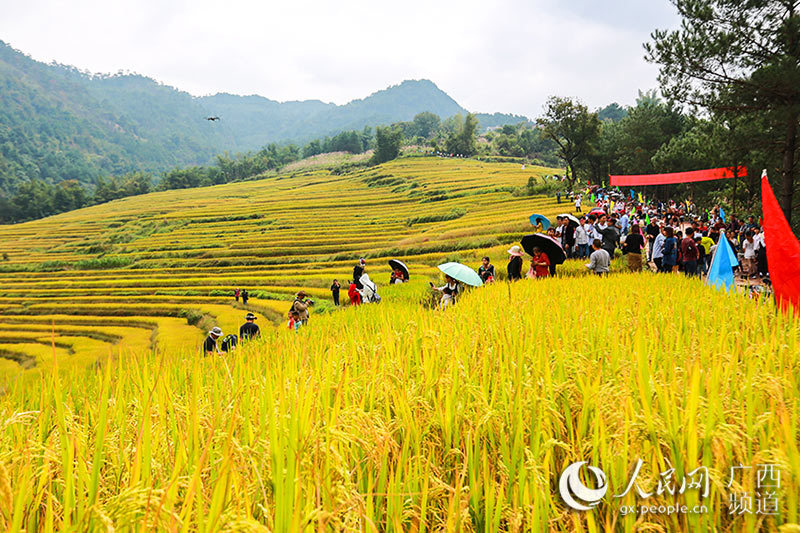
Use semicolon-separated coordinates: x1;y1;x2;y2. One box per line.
0;0;680;118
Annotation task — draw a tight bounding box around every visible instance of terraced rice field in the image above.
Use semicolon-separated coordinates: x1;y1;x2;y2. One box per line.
0;157;565;374
0;156;798;531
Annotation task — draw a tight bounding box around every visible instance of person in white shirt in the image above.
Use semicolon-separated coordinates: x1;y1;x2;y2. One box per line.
575;195;582;213
430;275;461;307
652;226;666;272
753;226;767;277
753;227;765;250
575;217;590;258
742;231;757;278
587;215;603;242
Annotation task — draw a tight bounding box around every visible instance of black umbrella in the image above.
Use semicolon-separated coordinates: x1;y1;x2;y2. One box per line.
556;213;580;228
388;259;409;279
520;234;567;265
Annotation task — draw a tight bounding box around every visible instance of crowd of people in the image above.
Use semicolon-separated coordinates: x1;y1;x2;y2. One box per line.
548;189;769;280
206;189;768;351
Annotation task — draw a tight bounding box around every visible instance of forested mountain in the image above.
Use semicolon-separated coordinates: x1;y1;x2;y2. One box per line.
0;40;527;195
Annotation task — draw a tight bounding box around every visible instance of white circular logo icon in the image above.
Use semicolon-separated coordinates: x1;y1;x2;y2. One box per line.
559;461;608;510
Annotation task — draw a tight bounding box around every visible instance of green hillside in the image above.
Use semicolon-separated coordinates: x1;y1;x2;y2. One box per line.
0;40;528;196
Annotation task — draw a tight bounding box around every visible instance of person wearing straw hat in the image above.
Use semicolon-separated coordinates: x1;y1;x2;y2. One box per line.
204;326;223;355
507;245;524;281
239;312;260;341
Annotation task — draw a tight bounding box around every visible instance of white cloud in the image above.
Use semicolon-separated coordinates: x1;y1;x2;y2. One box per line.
0;0;680;117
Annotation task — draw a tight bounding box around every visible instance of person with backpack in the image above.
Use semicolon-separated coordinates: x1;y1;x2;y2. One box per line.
241;289;249;305
219;334;238;352
239;312;260;341
680;231;700;276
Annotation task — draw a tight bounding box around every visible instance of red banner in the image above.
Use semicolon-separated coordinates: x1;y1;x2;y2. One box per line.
610;166;745;186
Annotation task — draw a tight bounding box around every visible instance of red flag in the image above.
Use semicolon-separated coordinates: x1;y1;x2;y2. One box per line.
761;171;800;313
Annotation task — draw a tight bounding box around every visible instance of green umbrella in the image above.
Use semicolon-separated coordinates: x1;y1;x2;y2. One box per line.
437;262;483;287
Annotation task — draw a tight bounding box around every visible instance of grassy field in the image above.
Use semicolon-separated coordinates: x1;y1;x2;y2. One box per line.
0;155;797;531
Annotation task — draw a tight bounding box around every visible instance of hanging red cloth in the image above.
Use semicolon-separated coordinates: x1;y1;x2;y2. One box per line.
610;166;744;186
761;171;800;313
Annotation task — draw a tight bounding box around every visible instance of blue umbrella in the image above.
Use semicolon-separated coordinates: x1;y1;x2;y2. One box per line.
437;262;483;287
529;213;551;230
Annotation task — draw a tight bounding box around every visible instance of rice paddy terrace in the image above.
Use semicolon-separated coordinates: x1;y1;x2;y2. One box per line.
0;156;565;374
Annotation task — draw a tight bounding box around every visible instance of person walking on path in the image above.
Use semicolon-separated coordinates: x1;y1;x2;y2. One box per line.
241;289;249;305
234;288;240;302
507;245;524;281
556;191;561;204
622;225;645;272
330;280;341;306
586;239;611;276
575;195;582;213
239;312;260;341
